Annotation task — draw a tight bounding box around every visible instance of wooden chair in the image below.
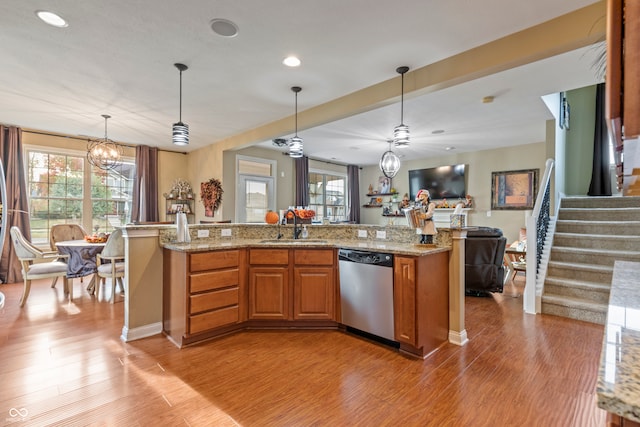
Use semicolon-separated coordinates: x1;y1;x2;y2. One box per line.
95;228;125;303
10;226;71;307
49;224;88;250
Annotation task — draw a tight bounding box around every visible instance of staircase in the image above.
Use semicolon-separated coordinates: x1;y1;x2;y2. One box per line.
541;196;640;324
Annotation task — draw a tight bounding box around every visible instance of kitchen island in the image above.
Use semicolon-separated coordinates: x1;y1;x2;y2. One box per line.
120;223;468;358
597;260;640;426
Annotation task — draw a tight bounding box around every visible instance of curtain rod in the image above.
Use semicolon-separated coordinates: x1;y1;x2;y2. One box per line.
22;129;187;155
282;152;362;170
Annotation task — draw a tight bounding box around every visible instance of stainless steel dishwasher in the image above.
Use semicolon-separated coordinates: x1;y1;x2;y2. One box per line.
338;248;396;342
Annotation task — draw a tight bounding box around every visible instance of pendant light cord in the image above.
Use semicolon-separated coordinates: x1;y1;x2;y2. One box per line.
295;90;298;136
179;69;183;122
400;72;404;125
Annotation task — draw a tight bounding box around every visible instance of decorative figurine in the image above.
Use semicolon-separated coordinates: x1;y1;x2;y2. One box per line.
401;193;410;208
416;189;437;245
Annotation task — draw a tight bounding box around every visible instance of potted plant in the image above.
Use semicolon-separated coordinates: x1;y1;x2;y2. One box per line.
201;178;223;217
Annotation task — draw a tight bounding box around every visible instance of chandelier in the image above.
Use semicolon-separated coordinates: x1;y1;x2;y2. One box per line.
379;140;401;178
87;114;122;170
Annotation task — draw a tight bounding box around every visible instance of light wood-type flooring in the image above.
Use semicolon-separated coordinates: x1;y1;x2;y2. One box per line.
0;274;606;426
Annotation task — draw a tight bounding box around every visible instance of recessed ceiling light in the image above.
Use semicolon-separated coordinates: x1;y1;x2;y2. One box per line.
445;146;456;151
210;18;239;37
35;10;68;28
431;129;445;135
283;56;301;67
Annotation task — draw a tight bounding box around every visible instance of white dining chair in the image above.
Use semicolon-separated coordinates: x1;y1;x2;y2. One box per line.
10;226;71;307
95;228;125;303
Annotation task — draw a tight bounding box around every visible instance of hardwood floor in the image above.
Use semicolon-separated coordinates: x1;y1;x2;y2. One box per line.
0;274;607;426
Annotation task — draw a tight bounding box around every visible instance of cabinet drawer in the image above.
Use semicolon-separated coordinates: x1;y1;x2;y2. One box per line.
190;269;239;293
294;249;334;265
190;250;239;272
250;248;289;265
189;305;239;334
190;287;239;314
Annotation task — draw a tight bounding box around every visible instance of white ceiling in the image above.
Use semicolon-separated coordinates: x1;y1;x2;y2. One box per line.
0;0;603;166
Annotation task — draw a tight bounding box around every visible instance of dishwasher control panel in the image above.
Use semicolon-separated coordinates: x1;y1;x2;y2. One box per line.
338;249;393;267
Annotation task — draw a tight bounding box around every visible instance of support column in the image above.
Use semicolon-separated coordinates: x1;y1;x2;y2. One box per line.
448;229;468;346
120;227;164;342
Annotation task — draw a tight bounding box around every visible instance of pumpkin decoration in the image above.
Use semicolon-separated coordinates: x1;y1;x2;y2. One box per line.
265;210;279;224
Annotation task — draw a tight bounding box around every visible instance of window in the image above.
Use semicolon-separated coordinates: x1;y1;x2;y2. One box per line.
26;148;134;247
308;170;347;223
236;156;276;223
91;163;135;232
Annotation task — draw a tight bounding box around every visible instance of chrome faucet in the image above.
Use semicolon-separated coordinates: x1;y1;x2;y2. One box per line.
285;209;302;239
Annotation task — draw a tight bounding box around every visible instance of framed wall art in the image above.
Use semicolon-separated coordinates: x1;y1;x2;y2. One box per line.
491;168;539;210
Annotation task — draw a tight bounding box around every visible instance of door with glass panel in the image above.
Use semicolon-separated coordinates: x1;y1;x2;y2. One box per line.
237;176;275;223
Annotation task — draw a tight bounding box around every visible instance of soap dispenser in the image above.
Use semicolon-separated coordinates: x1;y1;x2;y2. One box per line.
301;225;309;239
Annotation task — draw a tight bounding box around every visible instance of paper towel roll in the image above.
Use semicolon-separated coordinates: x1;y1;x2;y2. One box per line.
176;212;189;242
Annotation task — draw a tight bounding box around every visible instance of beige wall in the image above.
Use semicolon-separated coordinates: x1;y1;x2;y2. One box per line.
360;141;548;243
158;150;189;221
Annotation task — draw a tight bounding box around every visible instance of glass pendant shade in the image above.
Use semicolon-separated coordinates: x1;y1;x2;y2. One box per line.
289;135;303;158
173;63;189;146
87;114;122;171
172;121;189;146
379;147;401;178
393;124;410;146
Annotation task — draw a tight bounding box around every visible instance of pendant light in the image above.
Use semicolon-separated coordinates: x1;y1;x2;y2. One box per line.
87;114;122;170
172;63;189;146
379;140;401;178
393;66;410;147
288;86;303;158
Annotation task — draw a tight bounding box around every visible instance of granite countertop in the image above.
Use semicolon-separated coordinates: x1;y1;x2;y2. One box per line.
597;260;640;422
162;238;450;257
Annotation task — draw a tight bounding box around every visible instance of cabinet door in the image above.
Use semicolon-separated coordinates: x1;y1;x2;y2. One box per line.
248;267;289;319
293;267;335;320
393;256;417;345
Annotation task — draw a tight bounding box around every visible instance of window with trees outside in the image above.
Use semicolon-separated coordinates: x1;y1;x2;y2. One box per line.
26;148;135;248
308;170;347;223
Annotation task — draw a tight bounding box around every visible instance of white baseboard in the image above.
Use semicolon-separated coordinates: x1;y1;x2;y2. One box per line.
448;329;469;346
121;322;163;342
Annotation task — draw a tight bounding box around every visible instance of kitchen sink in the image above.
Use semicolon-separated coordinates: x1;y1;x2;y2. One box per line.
259;239;328;244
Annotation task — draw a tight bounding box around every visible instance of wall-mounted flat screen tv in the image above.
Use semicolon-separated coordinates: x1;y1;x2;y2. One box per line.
408;164;467;200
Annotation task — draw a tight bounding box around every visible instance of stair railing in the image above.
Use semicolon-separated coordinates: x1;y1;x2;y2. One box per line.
523;158;554;314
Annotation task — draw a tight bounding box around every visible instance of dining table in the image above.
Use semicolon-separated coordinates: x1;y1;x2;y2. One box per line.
55;239;106;294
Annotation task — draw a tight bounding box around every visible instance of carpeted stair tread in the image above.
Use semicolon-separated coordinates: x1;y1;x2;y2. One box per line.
551;245;640;258
554;232;640;240
547;260;613;273
544;276;610;292
542;294;608;312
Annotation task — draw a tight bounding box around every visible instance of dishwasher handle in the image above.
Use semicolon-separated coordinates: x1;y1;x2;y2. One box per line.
338;249;394;267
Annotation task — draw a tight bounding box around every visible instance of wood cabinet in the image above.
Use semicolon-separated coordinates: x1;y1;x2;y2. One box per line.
248;248;290;320
293;249;335;320
249;247;337;321
163;248;246;347
393;251;449;358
